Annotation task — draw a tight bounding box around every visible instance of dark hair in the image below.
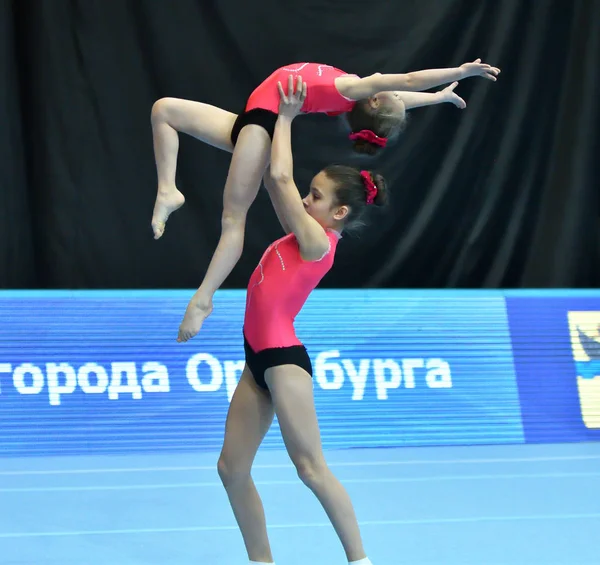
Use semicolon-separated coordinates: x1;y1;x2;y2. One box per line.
323;165;389;232
346;100;408;155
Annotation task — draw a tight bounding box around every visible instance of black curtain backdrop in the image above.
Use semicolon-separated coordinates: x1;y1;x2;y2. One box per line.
1;0;599;290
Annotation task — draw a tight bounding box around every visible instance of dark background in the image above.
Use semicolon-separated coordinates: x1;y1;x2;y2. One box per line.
1;0;598;290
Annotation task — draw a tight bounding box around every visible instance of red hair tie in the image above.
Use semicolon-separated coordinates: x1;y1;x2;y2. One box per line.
349;129;388;148
360;171;378;205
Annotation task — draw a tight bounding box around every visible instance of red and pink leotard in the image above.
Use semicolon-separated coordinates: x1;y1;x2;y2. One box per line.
245;62;358;116
243;229;341;352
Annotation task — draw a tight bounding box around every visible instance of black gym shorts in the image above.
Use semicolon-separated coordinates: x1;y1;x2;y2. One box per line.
243;332;313;391
230;108;278;146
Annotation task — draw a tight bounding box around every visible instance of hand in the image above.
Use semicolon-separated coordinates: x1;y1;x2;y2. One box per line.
277;74;307;119
460;58;501;81
439;82;466;109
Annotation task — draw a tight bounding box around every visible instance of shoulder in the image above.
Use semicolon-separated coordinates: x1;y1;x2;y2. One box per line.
334;73;381;101
323;229;341;257
301;229;341;263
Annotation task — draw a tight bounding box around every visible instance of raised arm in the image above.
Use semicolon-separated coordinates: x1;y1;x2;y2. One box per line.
262;168;292;235
336;58;500;100
268;76;330;261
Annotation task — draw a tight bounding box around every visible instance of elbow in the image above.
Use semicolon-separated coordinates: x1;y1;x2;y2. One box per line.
370;72;383;85
403;72;418;91
270;168;292;186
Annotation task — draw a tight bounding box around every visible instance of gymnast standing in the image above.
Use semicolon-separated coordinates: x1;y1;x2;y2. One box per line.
151;59;499;339
178;75;389;564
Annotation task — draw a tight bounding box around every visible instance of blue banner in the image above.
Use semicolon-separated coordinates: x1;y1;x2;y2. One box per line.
0;290;523;457
505;294;600;443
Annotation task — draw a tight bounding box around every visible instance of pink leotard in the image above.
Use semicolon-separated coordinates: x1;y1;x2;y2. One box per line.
245;62;358;116
243;229;341;352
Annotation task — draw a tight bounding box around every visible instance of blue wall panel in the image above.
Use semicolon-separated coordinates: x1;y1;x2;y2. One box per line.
0;290;525;457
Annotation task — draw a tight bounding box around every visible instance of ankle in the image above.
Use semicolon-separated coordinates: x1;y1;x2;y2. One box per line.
349;558;372;565
191;290;213;310
157;184;177;195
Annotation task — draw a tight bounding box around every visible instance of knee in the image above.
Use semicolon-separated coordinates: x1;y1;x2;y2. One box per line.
217;454;251;488
151;97;175;124
293;455;329;489
221;209;247;233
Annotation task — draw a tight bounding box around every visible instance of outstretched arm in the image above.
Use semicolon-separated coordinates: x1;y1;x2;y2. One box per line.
269;76;330;261
399;82;467;110
337;58;500;100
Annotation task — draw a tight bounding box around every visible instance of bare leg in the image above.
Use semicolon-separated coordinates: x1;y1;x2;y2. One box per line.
150;97;238;239
218;366;275;563
177;125;271;342
265;366;368;563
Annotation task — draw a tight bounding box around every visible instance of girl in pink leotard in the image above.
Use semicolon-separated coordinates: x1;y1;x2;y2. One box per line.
151;59;499;339
183;75;386;565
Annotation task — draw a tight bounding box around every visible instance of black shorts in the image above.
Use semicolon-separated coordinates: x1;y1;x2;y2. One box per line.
243;333;313;391
230;108;278;146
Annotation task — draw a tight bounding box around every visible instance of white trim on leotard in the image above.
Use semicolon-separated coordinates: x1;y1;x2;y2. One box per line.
313;229;342;262
282;63;310;72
